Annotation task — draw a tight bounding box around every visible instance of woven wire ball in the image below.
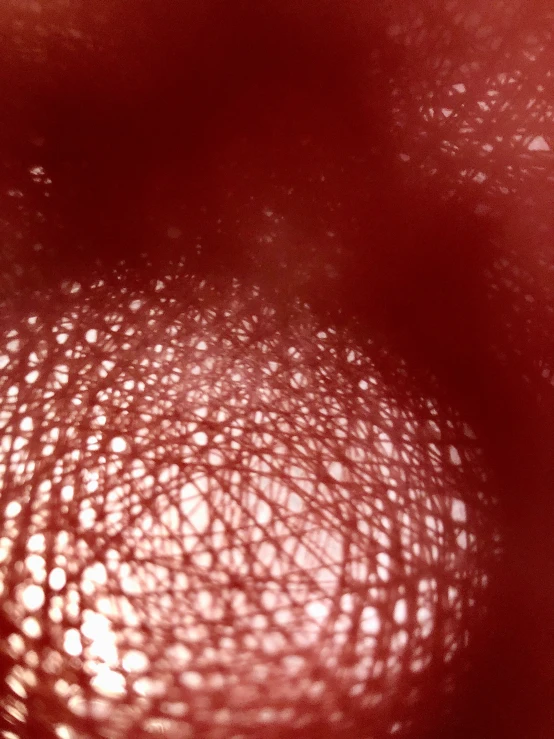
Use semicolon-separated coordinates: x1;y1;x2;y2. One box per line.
0;1;552;738
0;276;498;738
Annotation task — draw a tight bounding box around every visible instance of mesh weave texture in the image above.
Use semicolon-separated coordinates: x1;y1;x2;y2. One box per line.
0;2;553;738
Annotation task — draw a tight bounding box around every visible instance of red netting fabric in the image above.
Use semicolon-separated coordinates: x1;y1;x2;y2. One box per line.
0;2;552;738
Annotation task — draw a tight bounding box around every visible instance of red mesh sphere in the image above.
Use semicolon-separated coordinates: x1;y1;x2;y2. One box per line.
0;2;552;739
0;276;499;737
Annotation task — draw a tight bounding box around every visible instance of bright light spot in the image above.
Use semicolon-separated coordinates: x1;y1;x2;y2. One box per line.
81;611;111;640
61;485;74;502
361;607;381;634
451;499;467;523
327;461;346;480
63;628;82;657
528;135;550;151
0;540;12;564
21;584;45;612
85;329;98;343
180;493;209;534
25;370;39;384
5;501;21;519
392;630;408;650
207;449;224;466
134;677;166;697
290;371;308;389
448;586;459;604
79;508;96;529
129;299;143;312
49;568;67;591
19;416;33;432
27;534;45;553
417;606;433;627
122;650;150;673
166;643;192;668
452;83;466;93
393;599;407;624
13;435;27;451
192;431;208;446
83;562;108;586
110;436;127;453
26;554;46;581
306;600;329;622
377;433;394;458
180;671;203;689
91;667;126;697
449;446;462;465
287;493;303;512
22;617;41;638
53;364;69;384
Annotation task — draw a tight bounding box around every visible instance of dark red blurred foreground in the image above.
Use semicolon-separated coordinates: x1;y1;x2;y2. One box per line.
0;1;552;738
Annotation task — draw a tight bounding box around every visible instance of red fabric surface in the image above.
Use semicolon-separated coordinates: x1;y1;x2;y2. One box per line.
0;1;552;737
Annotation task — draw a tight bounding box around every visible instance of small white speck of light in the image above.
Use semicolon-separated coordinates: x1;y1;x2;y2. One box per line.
122;650;150;673
110;437;127;453
21;584;45;612
19;416;33;432
192;431;208;446
27;533;46;553
79;508;96;530
449;445;462;465
180;671;203;689
393;599;407;624
49;568;67;591
61;485;74;502
85;328;98;343
361;607;381;635
63;629;82;657
451;499;467;522
528;135;550;151
22;617;41;639
5;502;21;519
457;531;468;549
91;668;126;697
